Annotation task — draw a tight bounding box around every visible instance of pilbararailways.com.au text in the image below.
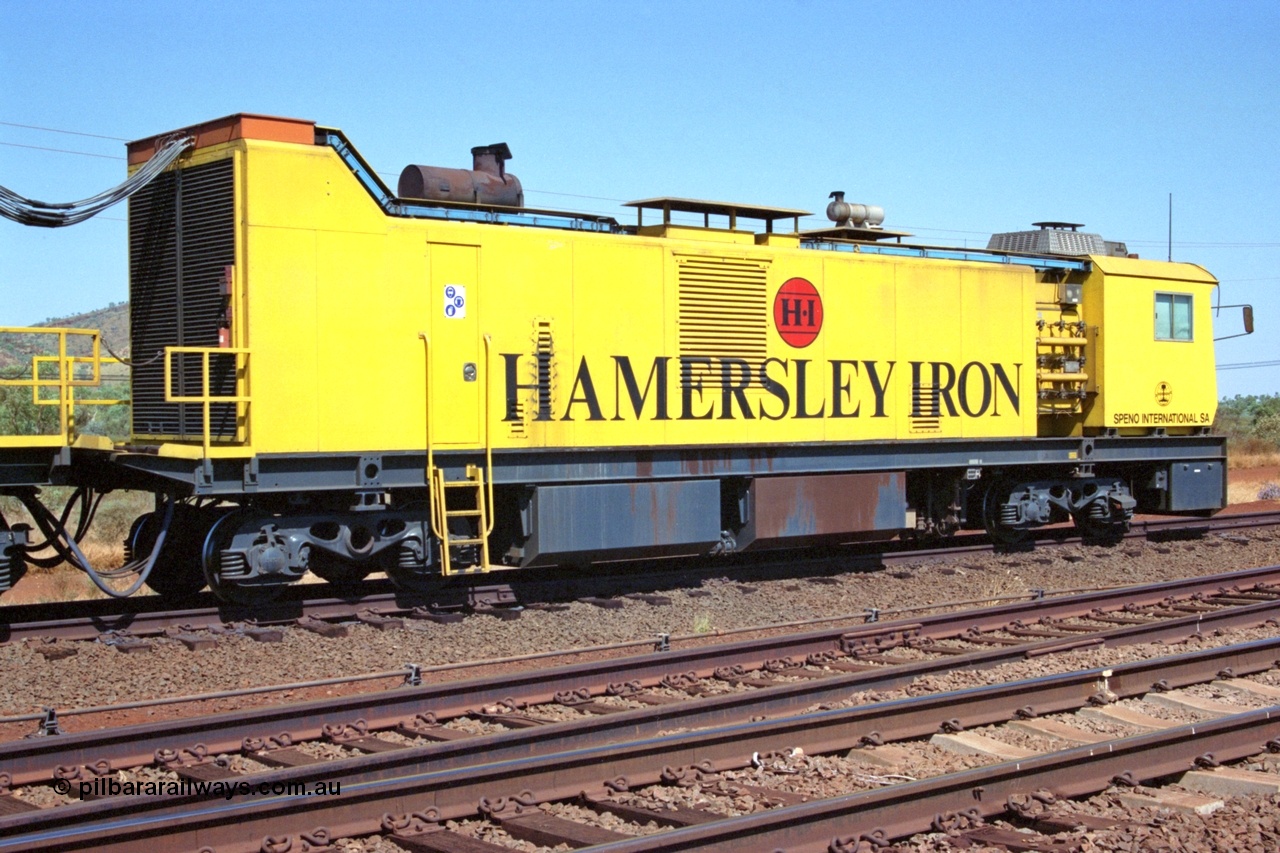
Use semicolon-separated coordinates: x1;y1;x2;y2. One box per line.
53;777;340;801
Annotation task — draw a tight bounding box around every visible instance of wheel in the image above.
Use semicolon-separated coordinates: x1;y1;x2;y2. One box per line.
386;564;443;597
1;516;25;591
137;505;209;600
1075;511;1128;546
309;552;371;594
201;511;282;606
125;512;157;564
383;507;441;596
385;538;443;597
982;483;1030;546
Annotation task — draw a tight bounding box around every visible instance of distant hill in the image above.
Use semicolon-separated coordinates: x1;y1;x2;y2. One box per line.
0;303;130;374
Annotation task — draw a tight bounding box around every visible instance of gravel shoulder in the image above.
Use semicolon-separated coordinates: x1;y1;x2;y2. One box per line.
0;529;1277;737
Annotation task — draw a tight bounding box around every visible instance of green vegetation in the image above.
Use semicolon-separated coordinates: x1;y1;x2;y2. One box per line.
0;381;130;441
0;303;129;372
1;303;131;442
1215;393;1280;464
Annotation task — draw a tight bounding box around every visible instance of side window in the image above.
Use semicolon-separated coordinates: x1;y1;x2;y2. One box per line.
1155;292;1193;341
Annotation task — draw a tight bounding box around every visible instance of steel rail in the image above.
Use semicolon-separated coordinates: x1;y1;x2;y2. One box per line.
3;509;1275;644
2;565;1279;786
585;707;1280;853
3;633;1279;851
0;587;403;643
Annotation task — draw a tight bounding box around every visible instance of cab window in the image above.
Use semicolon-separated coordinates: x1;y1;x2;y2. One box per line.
1155;292;1193;341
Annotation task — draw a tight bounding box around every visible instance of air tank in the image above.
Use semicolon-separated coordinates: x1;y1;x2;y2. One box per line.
398;143;524;208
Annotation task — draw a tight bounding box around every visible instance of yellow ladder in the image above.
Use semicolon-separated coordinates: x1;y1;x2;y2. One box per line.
419;333;497;576
430;464;493;576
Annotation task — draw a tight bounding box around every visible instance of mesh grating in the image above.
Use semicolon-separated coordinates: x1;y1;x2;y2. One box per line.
986;228;1107;256
129;159;237;439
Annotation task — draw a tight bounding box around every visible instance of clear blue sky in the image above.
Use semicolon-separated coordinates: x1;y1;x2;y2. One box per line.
2;0;1276;398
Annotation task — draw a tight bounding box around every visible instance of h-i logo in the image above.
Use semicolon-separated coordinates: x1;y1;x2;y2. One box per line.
773;277;824;348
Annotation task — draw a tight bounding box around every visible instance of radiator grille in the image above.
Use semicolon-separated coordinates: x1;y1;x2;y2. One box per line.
129;158;238;439
676;256;769;366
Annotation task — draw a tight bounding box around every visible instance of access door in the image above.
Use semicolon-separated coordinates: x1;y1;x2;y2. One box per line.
428;241;480;445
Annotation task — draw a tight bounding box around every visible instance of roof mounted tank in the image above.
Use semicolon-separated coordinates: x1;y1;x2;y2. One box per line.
987;222;1128;257
825;191;884;228
398;143;524;208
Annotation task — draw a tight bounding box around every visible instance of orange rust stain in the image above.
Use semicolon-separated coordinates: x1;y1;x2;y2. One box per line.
128;114;316;165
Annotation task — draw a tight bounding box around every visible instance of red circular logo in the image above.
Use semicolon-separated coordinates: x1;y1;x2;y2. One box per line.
773;277;823;348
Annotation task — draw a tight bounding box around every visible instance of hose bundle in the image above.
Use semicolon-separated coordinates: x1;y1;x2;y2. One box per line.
0;135;192;227
16;488;175;598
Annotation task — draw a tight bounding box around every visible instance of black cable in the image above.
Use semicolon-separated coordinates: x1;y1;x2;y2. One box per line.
16;491;175;597
0;120;128;141
99;338;162;369
0;135;191;227
18;487;84;554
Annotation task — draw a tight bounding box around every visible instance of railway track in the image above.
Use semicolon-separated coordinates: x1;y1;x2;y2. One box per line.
1;563;1280;850
2;508;1277;646
3;629;1279;851
4;561;1280;774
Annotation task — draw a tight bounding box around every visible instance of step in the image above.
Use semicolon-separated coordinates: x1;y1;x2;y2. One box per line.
1006;717;1111;745
930;731;1038;760
1210;678;1280;701
444;510;484;518
1116;790;1223;816
1180;767;1280;797
1078;705;1178;730
1142;691;1243;716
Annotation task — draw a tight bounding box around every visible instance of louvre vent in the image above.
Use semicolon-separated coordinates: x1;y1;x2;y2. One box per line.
534;317;554;403
910;383;942;433
129;158;238;440
676;256;769;364
509;317;555;437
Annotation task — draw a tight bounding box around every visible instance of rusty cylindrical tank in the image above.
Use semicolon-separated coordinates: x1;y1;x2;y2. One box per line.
398;143;524;207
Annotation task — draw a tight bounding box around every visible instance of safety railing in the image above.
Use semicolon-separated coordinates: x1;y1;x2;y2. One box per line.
0;327;124;448
162;346;251;455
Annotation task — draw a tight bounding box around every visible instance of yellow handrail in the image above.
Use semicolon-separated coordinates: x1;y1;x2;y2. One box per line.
162;345;251;456
482;333;495;538
418;332;496;562
418;333;447;543
0;326;123;447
